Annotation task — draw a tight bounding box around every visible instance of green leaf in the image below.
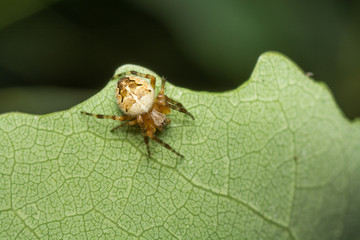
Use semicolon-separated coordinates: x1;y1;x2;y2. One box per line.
0;52;359;239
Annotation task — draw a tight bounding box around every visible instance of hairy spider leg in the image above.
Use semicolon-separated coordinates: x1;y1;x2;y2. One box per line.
164;102;194;120
129;71;156;89
148;133;184;158
138;114;183;158
111;119;138;132
81;111;135;121
164;96;195;120
112;71;156;89
158;78;195;120
159;78;166;95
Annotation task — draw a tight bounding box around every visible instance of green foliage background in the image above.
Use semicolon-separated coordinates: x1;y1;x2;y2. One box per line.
0;53;359;239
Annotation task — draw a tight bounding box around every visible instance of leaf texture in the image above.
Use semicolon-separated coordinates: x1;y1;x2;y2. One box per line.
0;52;359;239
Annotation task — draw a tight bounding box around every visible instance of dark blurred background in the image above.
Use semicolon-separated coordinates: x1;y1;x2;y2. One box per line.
0;0;359;118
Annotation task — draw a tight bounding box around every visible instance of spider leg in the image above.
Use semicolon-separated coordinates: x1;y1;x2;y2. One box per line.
157;78;194;119
137;115;152;158
148;133;184;158
143;134;151;159
111;73;126;81
110;119;138;132
159;78;166;95
164;96;195;120
81;111;134;121
130;71;156;89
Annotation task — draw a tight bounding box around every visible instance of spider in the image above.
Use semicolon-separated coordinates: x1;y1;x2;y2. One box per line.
81;70;194;158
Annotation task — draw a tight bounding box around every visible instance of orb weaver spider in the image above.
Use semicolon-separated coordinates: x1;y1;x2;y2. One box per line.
81;70;194;158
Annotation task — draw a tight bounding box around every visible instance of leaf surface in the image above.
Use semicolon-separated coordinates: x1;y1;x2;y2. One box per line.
0;52;359;239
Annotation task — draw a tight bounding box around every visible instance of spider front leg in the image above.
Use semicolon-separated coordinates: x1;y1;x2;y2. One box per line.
159;78;166;95
164;96;195;120
158;78;194;119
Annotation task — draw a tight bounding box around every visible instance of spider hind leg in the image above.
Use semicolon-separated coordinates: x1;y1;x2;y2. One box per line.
149;133;184;158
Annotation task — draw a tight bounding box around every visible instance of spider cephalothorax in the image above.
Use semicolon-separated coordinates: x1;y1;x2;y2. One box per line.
81;70;194;158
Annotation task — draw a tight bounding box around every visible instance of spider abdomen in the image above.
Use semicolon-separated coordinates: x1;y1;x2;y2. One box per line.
116;75;155;116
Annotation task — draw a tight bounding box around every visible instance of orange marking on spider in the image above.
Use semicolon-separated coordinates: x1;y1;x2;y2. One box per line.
81;70;194;158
